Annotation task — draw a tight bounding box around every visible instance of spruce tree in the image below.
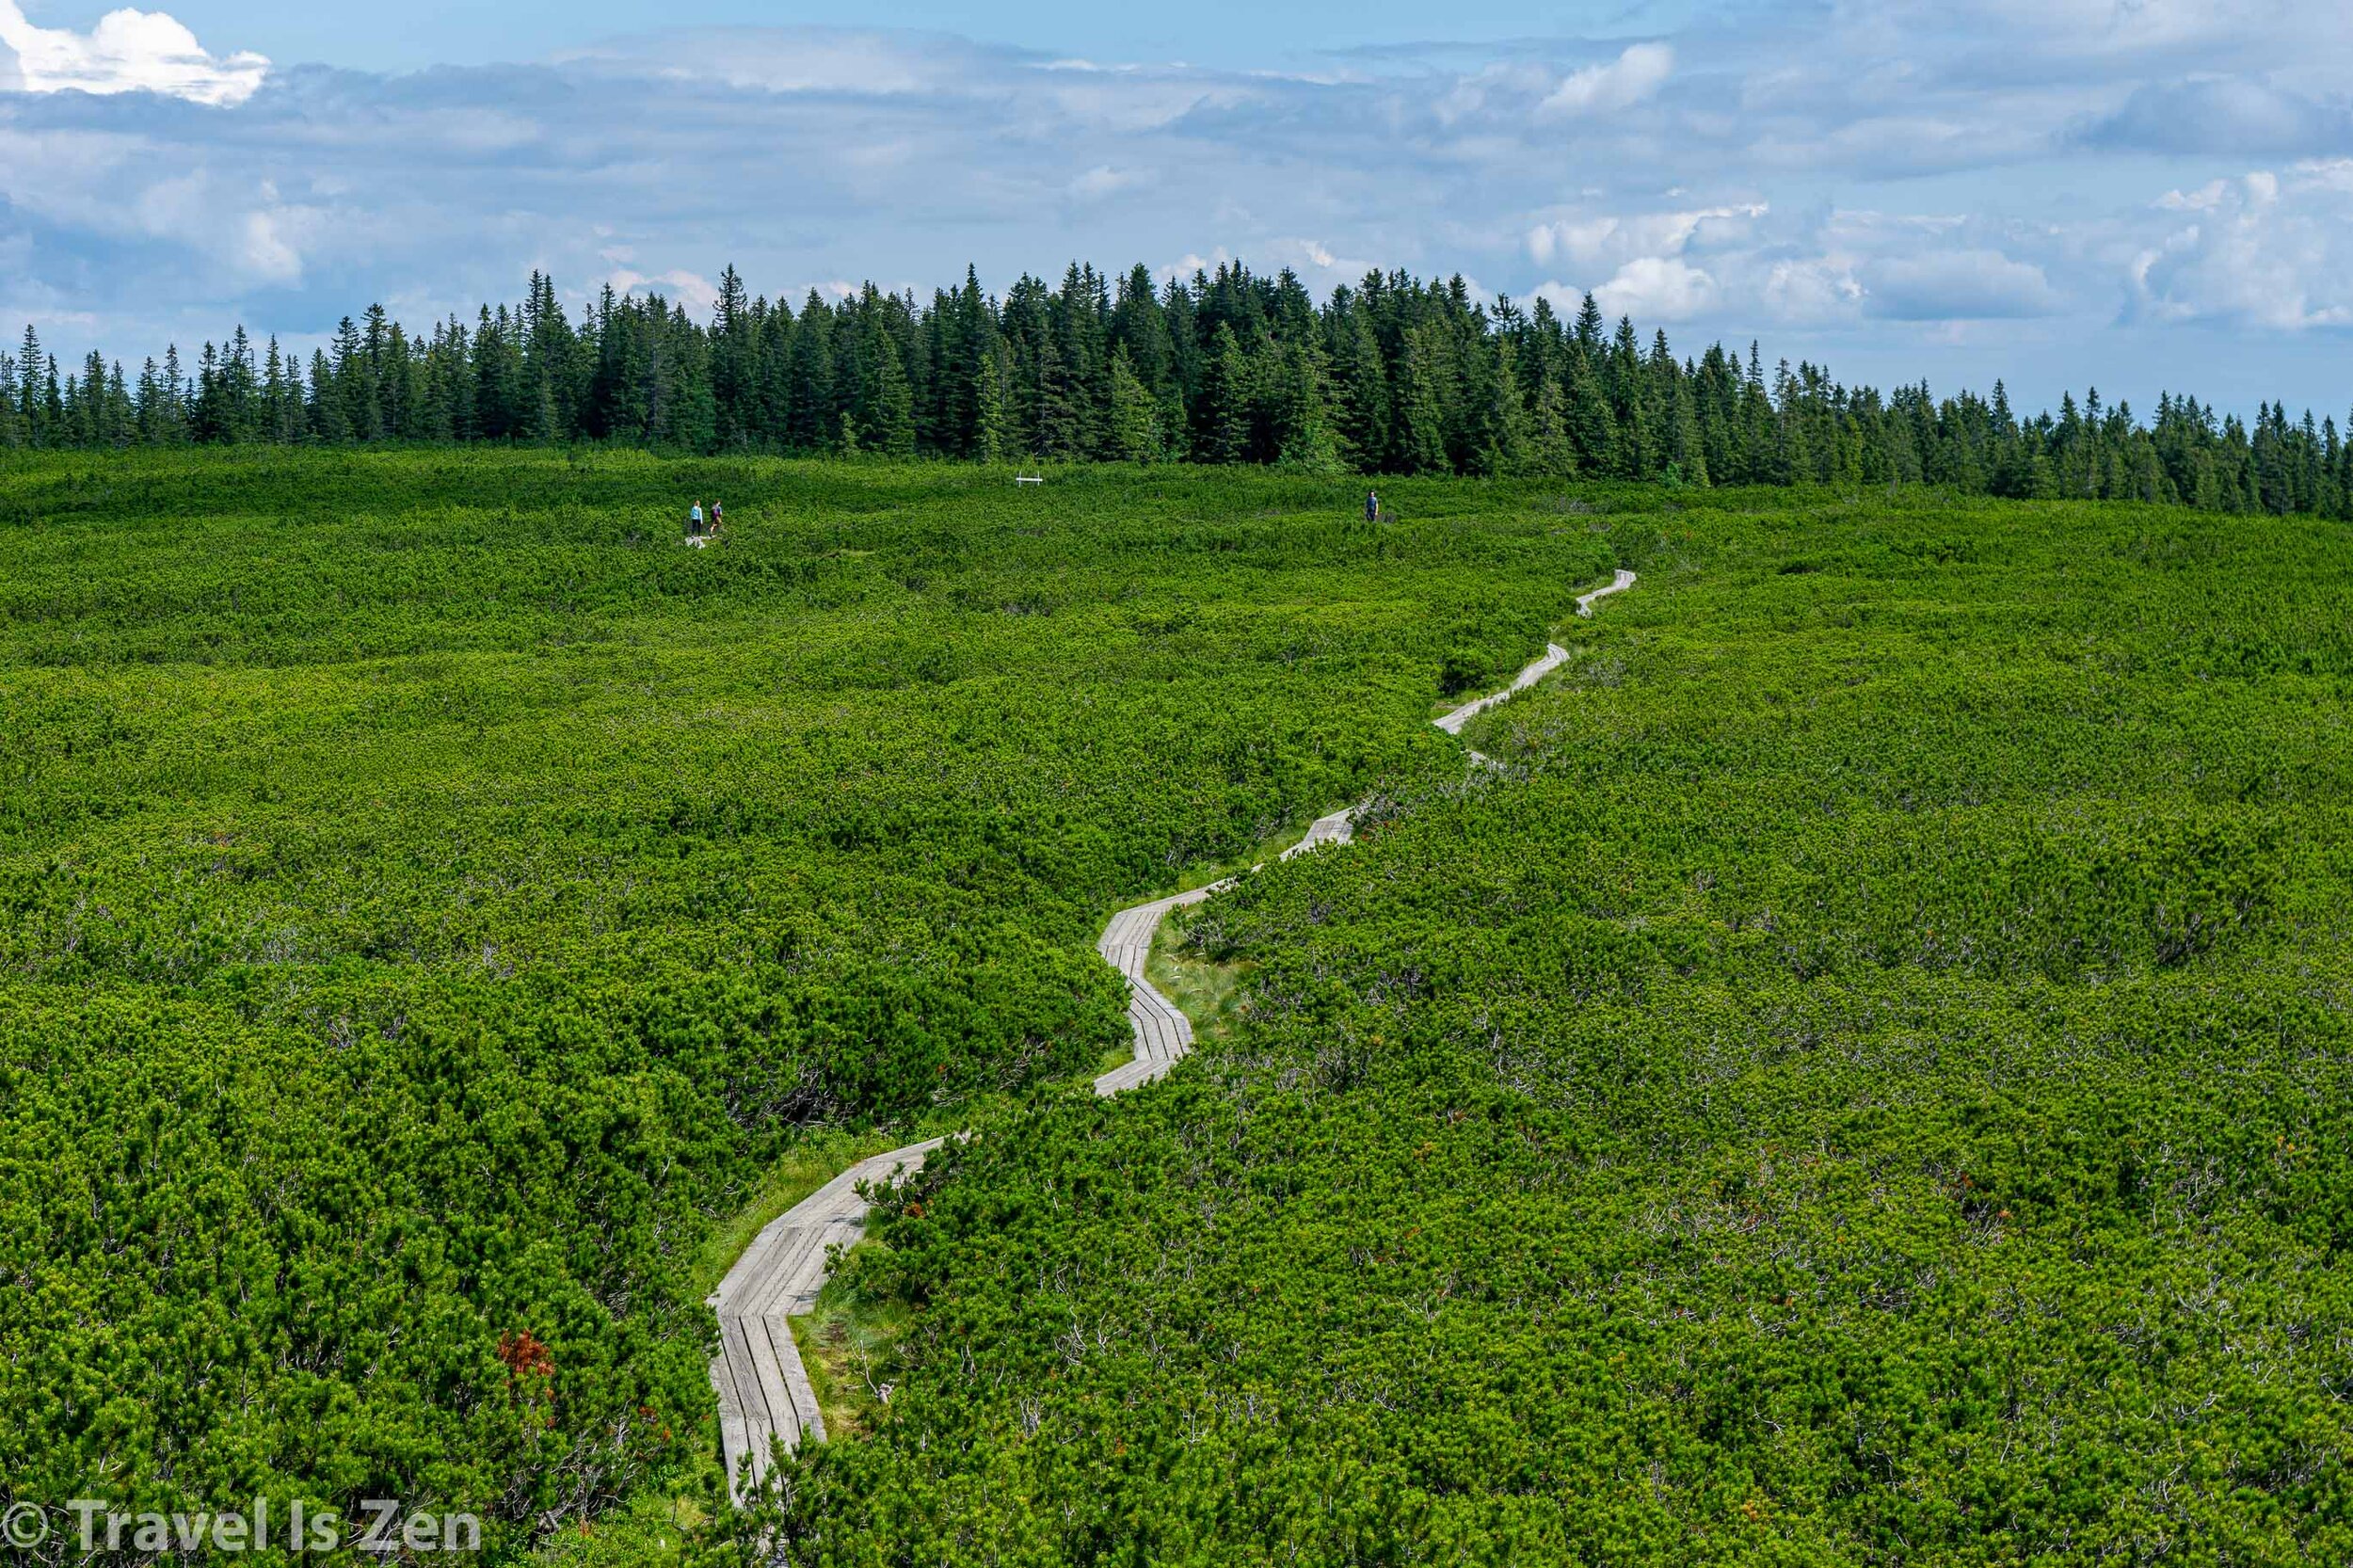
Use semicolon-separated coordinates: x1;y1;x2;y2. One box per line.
1477;338;1530;476
1052;262;1111;457
37;353;59;443
785;294;835;452
655;301;716;452
1772;360;1812;484
1526;374;1577;478
1106;344;1160;463
308;348;347;442
973;349;1008;463
755;296;796;448
711;264;755;447
1023;331;1081;460
1666;375;1707;486
1394;325;1449;475
1606;317;1651;477
1110;264;1176;401
866;328;917;457
1573;293;1605;359
17;325;43;442
1333;308;1389;472
191;343;224;443
530;365;559;445
1273;340;1344;472
1192;324;1250;465
156;346;188;444
1562;342;1614;476
935;267;994;457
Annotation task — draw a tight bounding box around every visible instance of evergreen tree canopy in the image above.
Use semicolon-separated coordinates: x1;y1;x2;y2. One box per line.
1;260;2342;518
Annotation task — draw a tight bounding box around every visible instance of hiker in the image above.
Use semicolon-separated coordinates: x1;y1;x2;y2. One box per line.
688;501;704;536
709;502;723;536
1364;489;1380;523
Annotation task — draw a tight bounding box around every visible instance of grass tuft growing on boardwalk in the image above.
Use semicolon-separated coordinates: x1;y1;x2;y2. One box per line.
1146;918;1257;1048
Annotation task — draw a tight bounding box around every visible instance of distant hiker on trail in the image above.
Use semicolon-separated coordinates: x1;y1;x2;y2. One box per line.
1364;489;1380;522
710;502;723;536
688;502;704;536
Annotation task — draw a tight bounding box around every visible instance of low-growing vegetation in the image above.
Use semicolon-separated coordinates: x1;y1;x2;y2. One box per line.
773;488;2353;1564
0;448;1607;1558
9;445;2346;1564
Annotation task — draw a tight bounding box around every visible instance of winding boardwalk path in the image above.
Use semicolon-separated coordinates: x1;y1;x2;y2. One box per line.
708;568;1636;1498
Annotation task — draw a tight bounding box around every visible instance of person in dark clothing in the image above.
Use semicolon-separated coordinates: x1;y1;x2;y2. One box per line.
1364;490;1380;522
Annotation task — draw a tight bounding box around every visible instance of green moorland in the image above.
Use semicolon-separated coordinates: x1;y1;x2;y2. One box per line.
7;449;2352;1565
0;448;1610;1558
772;490;2353;1563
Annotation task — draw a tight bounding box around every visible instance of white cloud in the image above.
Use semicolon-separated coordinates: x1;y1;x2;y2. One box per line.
235;208;303;282
2132;166;2353;329
1164;247;1233;281
1537;42;1673;120
131;170;312;283
0;0;265;106
1863;248;2062;320
1523;203;2072;332
2156;179;2229;212
1762;257;1866;324
2079;75;2353;155
563;27;948;96
2295;158;2353;196
607;268;722;314
1878;0;2317;61
1589;256;1717;321
0;128;312;285
1526;204;1766;270
1434;61;1550;126
1067;165;1147;201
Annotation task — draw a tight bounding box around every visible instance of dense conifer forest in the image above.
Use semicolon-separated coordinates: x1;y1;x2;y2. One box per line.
5;260;2348;516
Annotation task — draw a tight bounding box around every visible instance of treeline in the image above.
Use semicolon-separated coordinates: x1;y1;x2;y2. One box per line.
4;261;2350;516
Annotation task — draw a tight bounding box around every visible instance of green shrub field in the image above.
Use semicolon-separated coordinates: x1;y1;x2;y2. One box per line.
775;488;2353;1563
4;448;2348;1564
0;449;1606;1558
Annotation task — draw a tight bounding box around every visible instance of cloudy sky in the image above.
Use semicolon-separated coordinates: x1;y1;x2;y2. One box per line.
5;0;2351;414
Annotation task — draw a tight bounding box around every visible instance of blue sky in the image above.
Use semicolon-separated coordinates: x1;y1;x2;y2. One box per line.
5;0;2352;417
22;0;1720;74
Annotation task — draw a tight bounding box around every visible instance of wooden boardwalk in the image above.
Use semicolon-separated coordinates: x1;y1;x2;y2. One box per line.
707;569;1634;1500
1091;803;1361;1096
707;1141;942;1496
1093;885;1219;1096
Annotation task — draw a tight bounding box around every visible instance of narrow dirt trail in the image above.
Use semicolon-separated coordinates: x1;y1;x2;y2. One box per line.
709;569;1636;1497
